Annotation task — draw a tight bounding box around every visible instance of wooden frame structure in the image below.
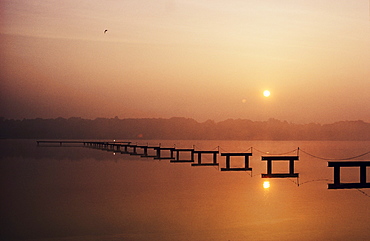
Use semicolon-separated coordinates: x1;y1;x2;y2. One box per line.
261;156;299;178
170;148;195;163
328;161;370;189
220;153;252;171
191;150;219;166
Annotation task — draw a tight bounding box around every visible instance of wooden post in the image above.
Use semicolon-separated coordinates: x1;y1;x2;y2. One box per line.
267;159;272;175
289;159;294;175
333;166;340;185
360;165;367;184
225;156;230;169
213;153;218;165
244;156;249;170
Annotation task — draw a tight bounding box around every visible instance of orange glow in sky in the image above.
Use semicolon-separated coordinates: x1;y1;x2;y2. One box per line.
1;0;369;123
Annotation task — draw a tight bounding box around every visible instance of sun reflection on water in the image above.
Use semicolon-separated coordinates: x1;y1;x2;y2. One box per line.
263;181;270;189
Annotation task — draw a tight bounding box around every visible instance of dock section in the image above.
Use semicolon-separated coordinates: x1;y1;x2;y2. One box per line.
328;161;370;189
261;156;299;178
171;148;195;163
191;150;219;166
153;147;175;160
220;153;252;171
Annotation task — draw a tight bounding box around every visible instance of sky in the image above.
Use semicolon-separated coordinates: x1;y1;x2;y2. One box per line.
1;0;369;123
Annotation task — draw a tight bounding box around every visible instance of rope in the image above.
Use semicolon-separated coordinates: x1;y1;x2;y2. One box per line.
356;189;370;198
244;147;252;152
252;147;298;156
193;145;221;151
299;149;370;160
193;144;201;150
218;146;229;152
298;179;334;186
246;172;260;177
218;146;253;153
287;178;299;186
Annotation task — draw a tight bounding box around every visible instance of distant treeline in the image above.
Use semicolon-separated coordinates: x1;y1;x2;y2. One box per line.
1;117;369;140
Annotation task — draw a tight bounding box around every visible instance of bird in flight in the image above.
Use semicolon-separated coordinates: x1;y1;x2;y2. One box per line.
104;29;108;33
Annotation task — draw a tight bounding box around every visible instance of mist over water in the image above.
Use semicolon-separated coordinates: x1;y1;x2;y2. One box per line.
1;139;369;240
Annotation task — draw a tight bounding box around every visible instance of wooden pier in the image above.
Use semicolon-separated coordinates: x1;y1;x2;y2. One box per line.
220;153;252;171
37;140;131;147
261;156;299;178
127;145;149;156
37;140;83;146
170;148;195;163
153;147;175;160
328;161;370;189
141;146;160;158
191;150;219;166
38;140;370;190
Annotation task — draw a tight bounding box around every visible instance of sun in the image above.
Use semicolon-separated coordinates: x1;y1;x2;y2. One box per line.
263;90;271;97
263;181;270;189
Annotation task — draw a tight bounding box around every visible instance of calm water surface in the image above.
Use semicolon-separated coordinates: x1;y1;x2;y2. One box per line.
1;139;369;241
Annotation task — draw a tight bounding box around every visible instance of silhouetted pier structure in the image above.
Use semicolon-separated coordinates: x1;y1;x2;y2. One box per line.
140;146;160;158
191;150;219;166
261;156;299;178
120;144;147;156
171;148;195;163
328;161;370;189
120;144;135;154
37;140;370;192
125;144;146;155
132;145;149;156
220;153;252;171
88;142;131;152
37;140;87;146
153;147;175;160
37;140;132;148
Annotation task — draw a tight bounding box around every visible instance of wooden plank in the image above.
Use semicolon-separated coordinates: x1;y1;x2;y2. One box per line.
221;153;252;156
193;151;219;154
154;147;176;150
170;160;194;163
328;161;370;167
141;154;158;158
154;157;174;160
37;141;85;144
221;167;252;171
191;163;219;166
262;156;299;161
328;183;370;189
262;173;299;178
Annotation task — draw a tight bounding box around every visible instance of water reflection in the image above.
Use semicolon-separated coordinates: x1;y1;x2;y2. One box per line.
1;140;370;241
263;180;271;189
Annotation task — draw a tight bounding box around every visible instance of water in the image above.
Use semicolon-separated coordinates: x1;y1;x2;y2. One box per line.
1;139;369;241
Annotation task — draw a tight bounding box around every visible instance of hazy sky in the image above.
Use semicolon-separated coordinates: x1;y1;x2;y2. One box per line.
1;0;369;123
